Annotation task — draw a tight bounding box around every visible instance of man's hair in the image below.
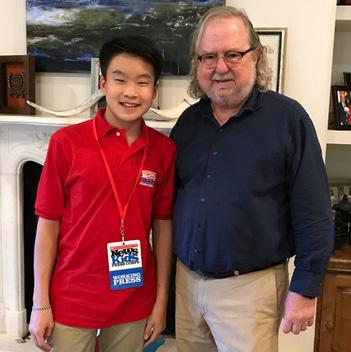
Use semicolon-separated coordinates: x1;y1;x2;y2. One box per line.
99;36;163;85
188;6;272;98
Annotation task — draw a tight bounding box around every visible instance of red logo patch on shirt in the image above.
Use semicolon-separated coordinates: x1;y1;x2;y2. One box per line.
140;170;157;188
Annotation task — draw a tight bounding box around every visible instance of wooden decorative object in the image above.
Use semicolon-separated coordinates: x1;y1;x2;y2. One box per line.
0;55;35;115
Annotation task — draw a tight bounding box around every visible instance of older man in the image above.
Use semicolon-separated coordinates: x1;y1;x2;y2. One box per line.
170;6;333;352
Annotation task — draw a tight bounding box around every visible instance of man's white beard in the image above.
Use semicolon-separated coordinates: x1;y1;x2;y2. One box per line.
205;71;256;109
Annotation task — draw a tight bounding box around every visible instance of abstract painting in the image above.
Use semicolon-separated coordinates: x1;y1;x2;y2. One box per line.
26;0;224;75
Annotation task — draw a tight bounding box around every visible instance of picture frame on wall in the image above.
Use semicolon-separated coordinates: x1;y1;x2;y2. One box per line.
331;85;351;130
344;72;351;89
256;28;287;94
0;55;36;115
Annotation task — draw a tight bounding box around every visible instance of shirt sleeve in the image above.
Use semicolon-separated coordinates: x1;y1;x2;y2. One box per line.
152;140;176;220
285;111;334;297
35;132;69;220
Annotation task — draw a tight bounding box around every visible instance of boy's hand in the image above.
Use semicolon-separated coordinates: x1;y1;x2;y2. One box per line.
28;310;55;352
143;301;167;348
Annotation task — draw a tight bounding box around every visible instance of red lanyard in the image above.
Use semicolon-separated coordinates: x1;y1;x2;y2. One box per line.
93;117;148;243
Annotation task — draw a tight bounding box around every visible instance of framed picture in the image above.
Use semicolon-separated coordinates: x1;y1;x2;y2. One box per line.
344;72;351;89
331;85;351;130
256;28;286;93
0;55;35;115
26;0;224;75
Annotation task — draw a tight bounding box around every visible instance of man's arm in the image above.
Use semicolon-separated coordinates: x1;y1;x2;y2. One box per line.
29;217;60;352
144;219;172;347
282;110;333;335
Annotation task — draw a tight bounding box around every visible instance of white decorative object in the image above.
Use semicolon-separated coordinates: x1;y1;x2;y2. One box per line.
26;90;105;117
144;98;195;121
27;91;195;121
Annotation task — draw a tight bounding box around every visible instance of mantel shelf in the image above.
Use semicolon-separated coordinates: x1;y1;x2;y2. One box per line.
0;114;176;130
327;129;351;145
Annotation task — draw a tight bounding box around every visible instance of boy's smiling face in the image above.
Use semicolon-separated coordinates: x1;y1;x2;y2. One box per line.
100;53;157;129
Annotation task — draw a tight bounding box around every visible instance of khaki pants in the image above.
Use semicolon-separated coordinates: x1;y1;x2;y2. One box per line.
176;260;288;352
51;319;146;352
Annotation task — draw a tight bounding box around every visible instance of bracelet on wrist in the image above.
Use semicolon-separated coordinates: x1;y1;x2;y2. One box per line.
32;305;52;311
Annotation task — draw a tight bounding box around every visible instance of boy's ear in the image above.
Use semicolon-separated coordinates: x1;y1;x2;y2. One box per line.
100;75;106;92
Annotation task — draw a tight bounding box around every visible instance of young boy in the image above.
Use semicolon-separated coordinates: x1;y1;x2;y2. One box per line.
29;36;175;352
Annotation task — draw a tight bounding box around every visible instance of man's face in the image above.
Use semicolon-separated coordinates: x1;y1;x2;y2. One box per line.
196;16;258;110
100;53;156;128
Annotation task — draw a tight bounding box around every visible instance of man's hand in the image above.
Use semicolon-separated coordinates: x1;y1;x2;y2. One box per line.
28;310;55;351
282;291;315;335
143;301;167;348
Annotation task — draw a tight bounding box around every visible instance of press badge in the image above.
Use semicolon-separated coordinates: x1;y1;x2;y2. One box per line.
107;240;143;290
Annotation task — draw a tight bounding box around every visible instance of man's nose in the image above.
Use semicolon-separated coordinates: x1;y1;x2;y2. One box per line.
215;56;230;73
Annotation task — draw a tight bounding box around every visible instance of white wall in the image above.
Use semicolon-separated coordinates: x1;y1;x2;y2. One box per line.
0;1;337;351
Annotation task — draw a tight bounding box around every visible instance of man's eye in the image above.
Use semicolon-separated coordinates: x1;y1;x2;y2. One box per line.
202;54;217;61
226;52;241;59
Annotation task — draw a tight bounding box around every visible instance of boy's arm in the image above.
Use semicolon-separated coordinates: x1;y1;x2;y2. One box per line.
144;218;172;347
29;217;60;352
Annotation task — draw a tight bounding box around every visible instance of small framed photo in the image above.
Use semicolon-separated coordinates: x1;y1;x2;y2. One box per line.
256;28;287;94
344;72;351;89
331;85;351;130
90;58;104;116
0;55;35;115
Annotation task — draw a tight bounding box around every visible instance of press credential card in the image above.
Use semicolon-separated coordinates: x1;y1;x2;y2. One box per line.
107;240;143;290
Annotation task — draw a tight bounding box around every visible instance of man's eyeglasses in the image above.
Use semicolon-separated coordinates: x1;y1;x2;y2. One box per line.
197;48;256;69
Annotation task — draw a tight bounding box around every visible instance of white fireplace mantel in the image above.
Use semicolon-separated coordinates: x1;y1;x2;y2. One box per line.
0;114;175;338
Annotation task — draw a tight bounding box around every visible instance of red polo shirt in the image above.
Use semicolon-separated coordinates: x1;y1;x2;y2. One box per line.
35;109;175;328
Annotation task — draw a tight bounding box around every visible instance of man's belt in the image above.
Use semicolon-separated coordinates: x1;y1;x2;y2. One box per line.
195;259;288;279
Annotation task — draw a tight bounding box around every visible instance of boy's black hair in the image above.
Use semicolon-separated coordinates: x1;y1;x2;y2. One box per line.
99;36;163;84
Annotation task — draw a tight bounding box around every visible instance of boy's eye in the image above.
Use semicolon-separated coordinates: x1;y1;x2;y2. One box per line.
114;78;124;83
138;81;150;86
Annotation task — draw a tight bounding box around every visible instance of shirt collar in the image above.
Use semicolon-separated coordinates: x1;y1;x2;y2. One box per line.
94;108;147;149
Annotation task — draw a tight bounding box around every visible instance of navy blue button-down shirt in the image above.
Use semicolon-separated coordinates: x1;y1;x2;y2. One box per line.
170;88;333;297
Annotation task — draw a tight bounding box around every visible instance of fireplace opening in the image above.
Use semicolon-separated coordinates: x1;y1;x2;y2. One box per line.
23;161;42;323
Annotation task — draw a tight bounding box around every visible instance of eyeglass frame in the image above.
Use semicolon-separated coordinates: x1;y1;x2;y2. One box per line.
197;47;257;68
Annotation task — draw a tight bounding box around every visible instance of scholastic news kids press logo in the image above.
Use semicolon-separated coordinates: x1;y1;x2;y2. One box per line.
140;170;157;188
110;245;140;267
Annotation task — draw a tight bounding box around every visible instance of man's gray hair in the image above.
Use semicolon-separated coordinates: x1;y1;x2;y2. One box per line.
188;6;272;99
